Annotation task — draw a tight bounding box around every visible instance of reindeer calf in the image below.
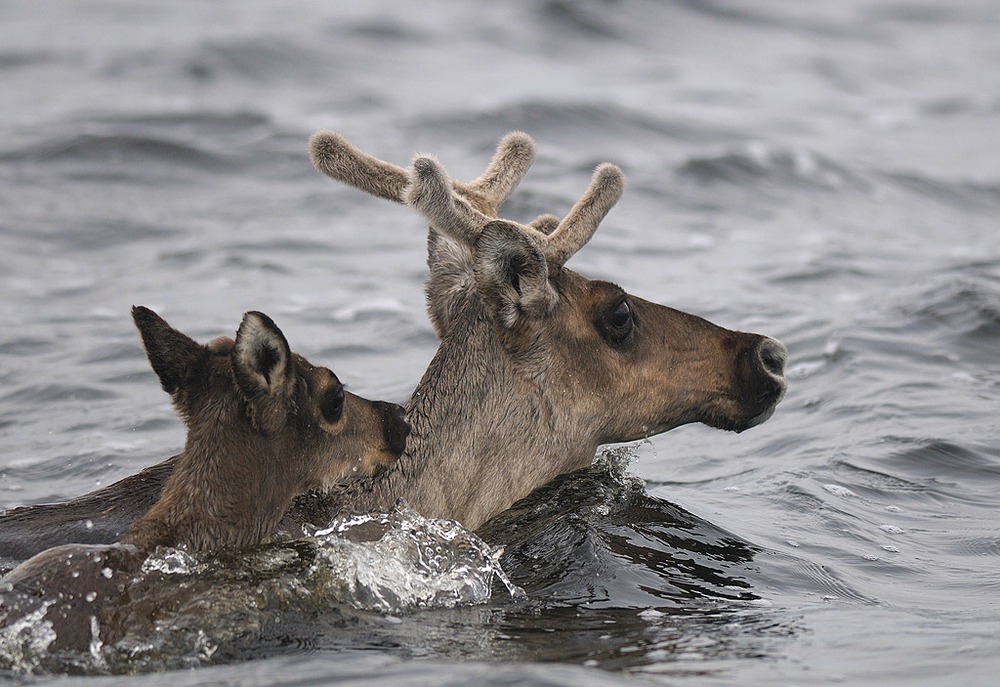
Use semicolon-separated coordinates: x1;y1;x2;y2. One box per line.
0;306;409;654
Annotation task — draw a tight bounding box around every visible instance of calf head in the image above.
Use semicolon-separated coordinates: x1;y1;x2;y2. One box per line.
122;307;409;552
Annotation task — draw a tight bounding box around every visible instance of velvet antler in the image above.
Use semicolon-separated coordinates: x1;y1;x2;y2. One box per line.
308;130;537;217
406;154;624;268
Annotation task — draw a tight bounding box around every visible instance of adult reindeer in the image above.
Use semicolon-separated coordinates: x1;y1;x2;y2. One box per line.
308;131;788;529
0;133;787;560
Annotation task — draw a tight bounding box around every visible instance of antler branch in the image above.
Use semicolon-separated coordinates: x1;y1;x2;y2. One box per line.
309;130;410;203
457;131;536;216
309;130;538;217
407;155;624;268
407;156;492;244
545;163;625;266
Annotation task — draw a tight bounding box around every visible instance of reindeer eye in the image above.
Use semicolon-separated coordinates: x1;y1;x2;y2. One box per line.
598;297;635;347
610;300;632;329
320;386;345;424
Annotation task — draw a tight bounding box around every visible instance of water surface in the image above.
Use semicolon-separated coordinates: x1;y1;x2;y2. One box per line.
1;1;998;685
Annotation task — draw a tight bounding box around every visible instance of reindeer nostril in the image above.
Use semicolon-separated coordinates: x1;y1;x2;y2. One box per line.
757;338;788;378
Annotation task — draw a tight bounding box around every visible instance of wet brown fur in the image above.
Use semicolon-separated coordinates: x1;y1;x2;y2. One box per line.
0;132;786;558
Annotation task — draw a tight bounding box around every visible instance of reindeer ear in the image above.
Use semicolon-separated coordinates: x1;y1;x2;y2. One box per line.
232;311;295;435
132;306;205;397
474;221;558;328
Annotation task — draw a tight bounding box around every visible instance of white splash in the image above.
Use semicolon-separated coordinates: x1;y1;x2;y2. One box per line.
140;546;203;575
0;599;57;674
311;502;524;612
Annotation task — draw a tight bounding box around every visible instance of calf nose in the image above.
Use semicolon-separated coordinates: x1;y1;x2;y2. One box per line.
375;401;410;456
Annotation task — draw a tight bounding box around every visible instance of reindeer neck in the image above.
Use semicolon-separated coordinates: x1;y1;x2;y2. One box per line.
343;304;596;530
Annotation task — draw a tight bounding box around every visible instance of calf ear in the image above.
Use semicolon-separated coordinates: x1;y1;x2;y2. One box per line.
475;220;558;329
132;306;205;397
233;311;295;435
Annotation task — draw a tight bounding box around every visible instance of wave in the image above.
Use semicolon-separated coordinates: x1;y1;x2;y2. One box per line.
0;111;285;185
676;146;1000;214
677;144;868;191
410;100;739;150
0;383;117;406
480;449;762;607
178;37;330;84
0;49;61;70
83;111;273;143
2;134;234;181
891;274;1000;364
881;172;1000;211
879;439;1000;494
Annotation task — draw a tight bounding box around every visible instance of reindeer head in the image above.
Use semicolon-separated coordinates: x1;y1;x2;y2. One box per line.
408;152;786;436
310;132;787;527
311;132;786;438
123;307;409;552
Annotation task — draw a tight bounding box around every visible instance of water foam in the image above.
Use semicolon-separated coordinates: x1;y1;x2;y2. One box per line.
311;501;524;612
0;599;57;674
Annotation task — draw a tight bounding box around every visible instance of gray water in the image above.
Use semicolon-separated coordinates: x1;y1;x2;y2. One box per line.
1;0;999;684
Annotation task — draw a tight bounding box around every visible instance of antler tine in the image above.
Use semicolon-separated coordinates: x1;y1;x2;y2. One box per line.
407;156;491;245
463;131;537;216
308;130;410;203
545;163;625;267
529;213;560;236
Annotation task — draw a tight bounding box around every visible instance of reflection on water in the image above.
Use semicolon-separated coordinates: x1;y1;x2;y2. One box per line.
477;451;795;674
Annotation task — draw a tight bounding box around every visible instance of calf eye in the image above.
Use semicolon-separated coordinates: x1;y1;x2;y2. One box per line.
320;386;345;423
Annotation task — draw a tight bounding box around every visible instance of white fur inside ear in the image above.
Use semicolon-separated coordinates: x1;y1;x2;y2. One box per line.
235;312;290;392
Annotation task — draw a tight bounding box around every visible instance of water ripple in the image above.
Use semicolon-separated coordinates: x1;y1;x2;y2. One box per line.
3;134;234;178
